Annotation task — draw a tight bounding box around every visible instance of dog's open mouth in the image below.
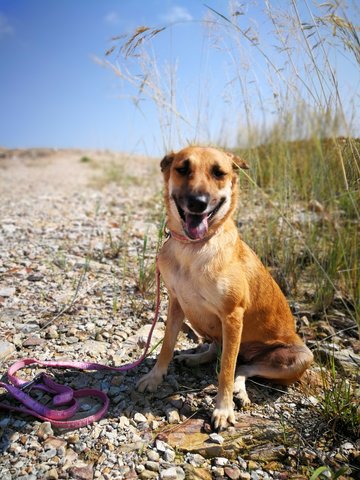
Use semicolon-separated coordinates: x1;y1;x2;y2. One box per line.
174;197;225;240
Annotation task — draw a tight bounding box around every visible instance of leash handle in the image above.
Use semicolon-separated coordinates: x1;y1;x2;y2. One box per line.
0;264;161;429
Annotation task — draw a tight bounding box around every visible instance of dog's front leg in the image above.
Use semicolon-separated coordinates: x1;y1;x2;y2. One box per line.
136;295;184;393
212;306;244;431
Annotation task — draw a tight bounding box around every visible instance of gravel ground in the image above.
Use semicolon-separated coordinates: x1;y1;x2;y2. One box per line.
0;149;358;480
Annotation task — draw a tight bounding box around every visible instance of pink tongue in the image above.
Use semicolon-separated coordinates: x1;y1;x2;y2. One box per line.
185;213;208;240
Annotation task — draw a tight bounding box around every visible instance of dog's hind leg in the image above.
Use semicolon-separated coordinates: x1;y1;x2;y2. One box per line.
175;341;218;367
234;342;313;406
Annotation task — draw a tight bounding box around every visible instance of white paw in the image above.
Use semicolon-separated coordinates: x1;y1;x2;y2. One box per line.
136;370;163;393
174;353;198;367
211;405;235;431
233;384;251;407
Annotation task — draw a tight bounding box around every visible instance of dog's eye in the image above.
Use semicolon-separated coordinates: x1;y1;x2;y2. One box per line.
212;166;226;179
175;162;190;176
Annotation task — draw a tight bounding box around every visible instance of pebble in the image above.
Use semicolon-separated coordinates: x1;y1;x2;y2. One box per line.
214;457;228;467
164;449;176;463
161;467;185;480
36;422;54;440
46;468;59;479
209;433;224;444
224;466;241;480
147;450;160;462
166;408;180;424
0;340;15;359
145;461;160;472
134;412;147;423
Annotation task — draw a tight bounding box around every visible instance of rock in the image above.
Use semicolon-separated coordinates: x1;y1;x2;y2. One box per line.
68;463;94;480
147;450;160;462
185;453;206;467
208;433;224;444
164;449;176;462
46;468;59;479
134;412;147;423
44;436;67;450
0;287;16;297
145;461;160;472
155;439;168;452
161;467;185;480
214;457;228;467
23;335;45;347
119;416;130;428
0;340;15;359
224;466;241;479
36;422;53;440
184;466;212;480
139;471;158;480
238;473;251;480
46;325;59;339
166;408;180;424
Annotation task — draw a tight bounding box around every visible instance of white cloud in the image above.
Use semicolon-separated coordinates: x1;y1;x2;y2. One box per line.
0;13;14;38
160;6;193;23
104;12;120;26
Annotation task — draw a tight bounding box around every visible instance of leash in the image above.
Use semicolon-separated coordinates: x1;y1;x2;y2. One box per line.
0;265;161;429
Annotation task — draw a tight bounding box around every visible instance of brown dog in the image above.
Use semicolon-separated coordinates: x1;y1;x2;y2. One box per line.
137;146;313;430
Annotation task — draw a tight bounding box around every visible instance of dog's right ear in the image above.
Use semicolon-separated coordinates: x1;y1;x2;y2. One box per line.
160;153;175;173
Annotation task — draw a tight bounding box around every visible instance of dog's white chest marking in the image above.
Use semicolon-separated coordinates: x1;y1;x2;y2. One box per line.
159;241;227;323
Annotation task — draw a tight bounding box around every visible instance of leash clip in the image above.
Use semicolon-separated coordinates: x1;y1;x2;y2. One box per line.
20;372;46;391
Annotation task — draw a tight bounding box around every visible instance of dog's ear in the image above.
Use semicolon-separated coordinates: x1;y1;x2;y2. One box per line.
226;152;249;170
160;152;175;172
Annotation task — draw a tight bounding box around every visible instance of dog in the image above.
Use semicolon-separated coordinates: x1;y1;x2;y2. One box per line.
137;146;313;430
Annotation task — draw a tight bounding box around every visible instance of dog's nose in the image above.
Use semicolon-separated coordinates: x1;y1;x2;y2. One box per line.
187;194;209;213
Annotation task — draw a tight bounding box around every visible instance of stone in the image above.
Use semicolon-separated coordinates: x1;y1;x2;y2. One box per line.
0;287;16;297
161;467;185;480
208;433;224;445
36;422;54;440
23;335;45;347
68;463;94;480
145;461;160;472
134;412;147;423
139;471;158;480
155;439;168;452
224;466;241;480
214;457;228;467
147;450;160;462
0;340;15;359
46;469;59;479
166;408;180;424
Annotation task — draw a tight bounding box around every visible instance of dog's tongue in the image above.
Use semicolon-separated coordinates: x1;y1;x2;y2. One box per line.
185;213;208;240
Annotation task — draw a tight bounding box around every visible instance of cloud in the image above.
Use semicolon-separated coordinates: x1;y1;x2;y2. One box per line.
0;13;14;38
104;12;120;26
160;6;193;23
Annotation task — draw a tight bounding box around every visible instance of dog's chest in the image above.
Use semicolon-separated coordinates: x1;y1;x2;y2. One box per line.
159;245;225;319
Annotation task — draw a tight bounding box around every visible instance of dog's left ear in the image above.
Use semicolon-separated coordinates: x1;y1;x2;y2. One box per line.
160;152;175;172
226;152;249;170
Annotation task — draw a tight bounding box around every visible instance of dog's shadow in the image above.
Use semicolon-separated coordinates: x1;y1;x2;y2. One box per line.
0;353;289;454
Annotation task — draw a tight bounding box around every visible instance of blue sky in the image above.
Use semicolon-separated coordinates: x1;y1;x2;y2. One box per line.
0;1;359;156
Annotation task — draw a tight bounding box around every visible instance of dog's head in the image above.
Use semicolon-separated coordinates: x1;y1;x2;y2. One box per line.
160;146;249;241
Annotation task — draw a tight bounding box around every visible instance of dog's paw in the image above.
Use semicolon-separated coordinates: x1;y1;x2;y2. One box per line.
234;390;251;408
136;370;163;393
174;352;198;367
211;405;235;431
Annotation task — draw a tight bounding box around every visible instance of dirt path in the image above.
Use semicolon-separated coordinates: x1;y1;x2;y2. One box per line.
0;149;358;480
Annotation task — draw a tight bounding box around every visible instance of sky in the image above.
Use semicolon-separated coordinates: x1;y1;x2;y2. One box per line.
0;0;359;156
